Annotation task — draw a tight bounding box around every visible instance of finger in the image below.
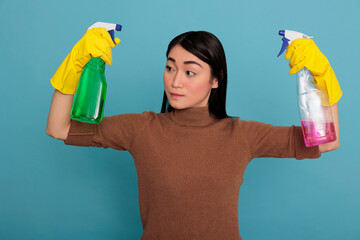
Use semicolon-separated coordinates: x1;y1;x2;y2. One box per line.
98;52;112;65
284;45;294;60
285;38;310;60
90;45;113;65
289;53;306;69
94;28;117;48
97;39;114;64
289;66;299;75
101;55;112;65
114;38;121;45
99;49;112;65
289;60;306;75
284;39;301;60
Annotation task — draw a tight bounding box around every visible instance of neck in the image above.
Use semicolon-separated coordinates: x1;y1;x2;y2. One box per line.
169;105;218;127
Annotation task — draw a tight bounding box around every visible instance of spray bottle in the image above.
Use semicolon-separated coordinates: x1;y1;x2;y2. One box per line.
277;30;336;147
71;22;122;124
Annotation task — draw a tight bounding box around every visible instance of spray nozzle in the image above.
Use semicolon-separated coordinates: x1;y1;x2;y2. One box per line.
277;30;313;57
88;22;122;44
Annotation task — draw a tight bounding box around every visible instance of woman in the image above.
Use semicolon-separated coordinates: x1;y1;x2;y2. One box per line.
46;28;341;240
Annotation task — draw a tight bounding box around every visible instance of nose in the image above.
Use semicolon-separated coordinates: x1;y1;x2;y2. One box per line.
171;72;183;88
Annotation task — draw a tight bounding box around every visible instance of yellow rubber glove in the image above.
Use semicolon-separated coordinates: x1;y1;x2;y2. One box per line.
284;38;342;105
50;28;121;94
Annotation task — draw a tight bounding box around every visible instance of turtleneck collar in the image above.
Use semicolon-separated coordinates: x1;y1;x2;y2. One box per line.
169;106;219;127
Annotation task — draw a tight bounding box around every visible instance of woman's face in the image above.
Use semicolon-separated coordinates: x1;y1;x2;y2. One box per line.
163;44;218;109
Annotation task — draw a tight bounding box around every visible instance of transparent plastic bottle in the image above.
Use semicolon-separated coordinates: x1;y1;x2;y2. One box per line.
297;67;336;147
71;57;107;124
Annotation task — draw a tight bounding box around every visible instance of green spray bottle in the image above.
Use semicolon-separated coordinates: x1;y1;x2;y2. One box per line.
71;22;122;124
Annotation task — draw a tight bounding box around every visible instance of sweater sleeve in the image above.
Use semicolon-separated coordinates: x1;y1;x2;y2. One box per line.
237;120;321;160
64;111;153;151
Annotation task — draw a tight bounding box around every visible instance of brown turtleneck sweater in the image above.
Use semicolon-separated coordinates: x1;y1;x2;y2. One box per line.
64;106;321;240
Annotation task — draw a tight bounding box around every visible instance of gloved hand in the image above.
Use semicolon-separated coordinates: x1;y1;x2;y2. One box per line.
50;28;121;94
285;38;342;105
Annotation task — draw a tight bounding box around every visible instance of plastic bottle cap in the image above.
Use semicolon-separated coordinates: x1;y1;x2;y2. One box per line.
116;24;122;31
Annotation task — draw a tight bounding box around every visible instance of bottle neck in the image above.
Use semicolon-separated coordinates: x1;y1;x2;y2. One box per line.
86;57;105;72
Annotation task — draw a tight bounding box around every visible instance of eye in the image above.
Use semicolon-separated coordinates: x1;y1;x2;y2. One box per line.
166;66;174;72
186;71;195;76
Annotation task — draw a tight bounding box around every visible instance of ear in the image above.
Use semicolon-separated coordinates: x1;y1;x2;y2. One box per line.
212;78;219;89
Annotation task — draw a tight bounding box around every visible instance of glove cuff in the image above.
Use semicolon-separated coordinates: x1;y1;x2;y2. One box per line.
314;66;343;105
50;53;81;95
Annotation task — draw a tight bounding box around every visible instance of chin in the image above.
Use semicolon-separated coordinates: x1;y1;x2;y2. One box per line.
169;103;184;110
168;101;188;110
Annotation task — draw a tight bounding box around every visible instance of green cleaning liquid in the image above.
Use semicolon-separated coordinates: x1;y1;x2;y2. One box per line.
71;57;107;124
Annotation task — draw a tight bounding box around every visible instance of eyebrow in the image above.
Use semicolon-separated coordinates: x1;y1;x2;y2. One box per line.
167;57;203;68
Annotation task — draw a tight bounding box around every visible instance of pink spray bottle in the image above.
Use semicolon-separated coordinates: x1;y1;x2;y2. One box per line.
277;30;336;147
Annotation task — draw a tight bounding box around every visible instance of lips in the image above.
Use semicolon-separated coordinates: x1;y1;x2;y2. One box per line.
171;92;184;96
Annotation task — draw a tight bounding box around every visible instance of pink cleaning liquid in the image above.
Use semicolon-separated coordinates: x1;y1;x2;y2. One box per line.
301;120;336;147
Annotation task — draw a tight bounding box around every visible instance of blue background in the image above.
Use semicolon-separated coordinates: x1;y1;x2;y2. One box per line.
1;0;359;239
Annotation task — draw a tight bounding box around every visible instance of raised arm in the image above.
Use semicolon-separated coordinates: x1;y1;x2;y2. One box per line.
45;25;120;140
285;39;342;154
318;103;340;153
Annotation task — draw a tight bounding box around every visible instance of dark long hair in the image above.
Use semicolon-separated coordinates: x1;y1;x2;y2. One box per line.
160;31;229;119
